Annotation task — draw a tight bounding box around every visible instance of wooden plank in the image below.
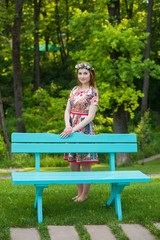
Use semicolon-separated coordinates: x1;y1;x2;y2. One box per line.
12;171;150;185
11;132;137;143
12;143;137;153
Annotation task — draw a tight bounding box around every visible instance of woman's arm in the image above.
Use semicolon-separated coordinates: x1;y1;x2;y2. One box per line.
60;100;72;138
64;100;71;128
72;104;98;133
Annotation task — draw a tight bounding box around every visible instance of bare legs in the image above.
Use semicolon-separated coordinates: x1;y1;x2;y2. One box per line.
70;162;91;202
70;162;83;199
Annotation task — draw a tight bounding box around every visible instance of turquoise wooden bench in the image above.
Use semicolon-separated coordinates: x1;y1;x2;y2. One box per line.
11;133;150;224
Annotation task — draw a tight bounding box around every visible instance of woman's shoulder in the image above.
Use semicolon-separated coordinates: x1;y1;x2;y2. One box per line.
72;86;79;91
69;86;79;96
91;87;98;94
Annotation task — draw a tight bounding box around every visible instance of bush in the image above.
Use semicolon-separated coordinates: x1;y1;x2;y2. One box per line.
0;153;69;168
0;134;7;160
23;85;68;133
132;110;160;162
135;110;151;158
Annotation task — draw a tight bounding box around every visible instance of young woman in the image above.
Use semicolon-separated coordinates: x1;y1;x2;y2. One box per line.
60;62;99;202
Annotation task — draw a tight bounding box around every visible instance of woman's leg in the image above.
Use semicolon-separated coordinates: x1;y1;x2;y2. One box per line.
70;162;83;199
76;163;92;201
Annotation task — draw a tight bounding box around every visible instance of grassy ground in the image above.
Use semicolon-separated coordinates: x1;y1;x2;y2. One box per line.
1;157;159;175
0;159;160;240
0;179;160;240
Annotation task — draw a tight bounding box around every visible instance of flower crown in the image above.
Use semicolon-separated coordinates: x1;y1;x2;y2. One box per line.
75;63;94;71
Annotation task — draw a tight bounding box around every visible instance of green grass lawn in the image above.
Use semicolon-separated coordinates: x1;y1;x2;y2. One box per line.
0;179;160;240
1;157;160;175
0;159;160;240
18;157;160;174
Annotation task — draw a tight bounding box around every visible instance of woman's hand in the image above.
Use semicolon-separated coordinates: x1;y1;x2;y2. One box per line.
60;126;73;138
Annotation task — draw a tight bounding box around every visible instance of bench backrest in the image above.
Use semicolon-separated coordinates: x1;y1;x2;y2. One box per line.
11;133;137;171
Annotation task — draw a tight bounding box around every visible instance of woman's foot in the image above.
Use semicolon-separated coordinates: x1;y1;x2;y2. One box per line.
72;195;81;201
74;196;88;202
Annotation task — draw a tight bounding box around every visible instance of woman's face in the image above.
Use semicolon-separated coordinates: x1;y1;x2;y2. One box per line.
78;69;90;85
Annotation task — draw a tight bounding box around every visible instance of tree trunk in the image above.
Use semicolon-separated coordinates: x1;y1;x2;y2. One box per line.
113;105;130;166
124;0;134;19
55;0;66;66
0;90;13;159
34;0;41;89
141;0;154;117
4;0;12;36
66;0;69;57
45;36;49;52
107;0;130;165
107;0;121;25
12;0;25;133
5;0;9;8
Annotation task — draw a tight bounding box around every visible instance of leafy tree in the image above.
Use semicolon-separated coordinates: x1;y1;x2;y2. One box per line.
34;0;41;89
12;0;25;132
68;8;160;165
145;0;160;112
0;0;160;165
141;0;154;117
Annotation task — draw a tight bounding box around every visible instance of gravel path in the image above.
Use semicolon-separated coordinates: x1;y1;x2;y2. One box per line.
138;153;160;163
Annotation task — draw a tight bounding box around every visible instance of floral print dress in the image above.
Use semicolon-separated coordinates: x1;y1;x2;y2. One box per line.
64;86;99;164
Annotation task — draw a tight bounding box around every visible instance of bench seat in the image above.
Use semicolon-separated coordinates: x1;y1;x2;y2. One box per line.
12;170;150;185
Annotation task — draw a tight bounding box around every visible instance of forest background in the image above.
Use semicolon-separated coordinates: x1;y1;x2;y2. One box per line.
0;0;160;167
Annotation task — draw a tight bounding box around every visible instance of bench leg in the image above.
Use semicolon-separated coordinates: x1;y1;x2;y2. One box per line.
37;194;43;224
107;183;115;206
34;185;48;224
107;183;130;221
115;194;122;221
34;189;38;209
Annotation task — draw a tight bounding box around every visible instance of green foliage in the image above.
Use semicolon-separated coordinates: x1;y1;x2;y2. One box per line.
0;134;7;160
40;60;76;90
94;113;113;133
0;0;160;166
0;153;69;168
69;11;160;118
135;110;152;158
23;85;68;133
129;110;160;161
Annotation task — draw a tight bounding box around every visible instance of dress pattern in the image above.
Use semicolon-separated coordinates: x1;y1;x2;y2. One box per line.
64;86;99;164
